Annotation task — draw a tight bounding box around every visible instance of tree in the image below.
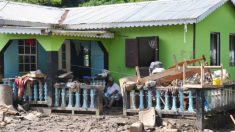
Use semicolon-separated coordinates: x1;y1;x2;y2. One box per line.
9;0;148;7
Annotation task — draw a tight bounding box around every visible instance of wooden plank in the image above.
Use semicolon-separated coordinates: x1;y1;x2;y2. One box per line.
168;55;206;69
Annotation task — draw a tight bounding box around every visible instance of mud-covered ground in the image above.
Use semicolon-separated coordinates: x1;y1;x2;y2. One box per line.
0;108;138;132
1;107;235;132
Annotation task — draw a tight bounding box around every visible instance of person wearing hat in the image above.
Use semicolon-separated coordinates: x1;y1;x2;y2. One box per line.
104;77;121;109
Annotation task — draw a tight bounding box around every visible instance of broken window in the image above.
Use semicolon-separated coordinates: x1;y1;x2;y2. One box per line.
125;36;159;67
230;34;235;66
18;39;37;72
210;33;220;66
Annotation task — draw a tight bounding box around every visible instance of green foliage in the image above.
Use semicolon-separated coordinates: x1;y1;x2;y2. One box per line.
11;0;62;6
10;0;148;7
80;0;146;7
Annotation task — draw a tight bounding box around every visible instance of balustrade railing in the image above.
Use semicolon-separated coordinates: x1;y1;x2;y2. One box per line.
53;80;105;115
2;78;48;104
123;83;235;116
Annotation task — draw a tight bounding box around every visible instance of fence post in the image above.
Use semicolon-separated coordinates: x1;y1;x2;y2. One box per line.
75;89;80;110
188;89;194;112
164;91;169;110
155;89;161;110
196;89;205;130
147;89;152;108
139;89;144;110
130;90;136;109
179;88;184;112
82;89;88;110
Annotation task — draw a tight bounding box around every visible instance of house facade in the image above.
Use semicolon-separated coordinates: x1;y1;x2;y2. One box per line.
0;0;235;105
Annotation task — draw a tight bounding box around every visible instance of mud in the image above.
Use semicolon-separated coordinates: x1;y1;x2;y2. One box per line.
1;107;235;132
0;108;138;132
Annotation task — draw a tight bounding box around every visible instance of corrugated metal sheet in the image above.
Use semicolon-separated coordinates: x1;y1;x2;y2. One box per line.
0;26;114;38
0;26;48;35
64;0;228;29
0;1;65;26
0;0;232;30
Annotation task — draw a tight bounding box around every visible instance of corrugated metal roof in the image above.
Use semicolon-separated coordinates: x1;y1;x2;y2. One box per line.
0;26;114;38
0;26;48;35
0;0;65;27
64;0;228;29
0;0;233;30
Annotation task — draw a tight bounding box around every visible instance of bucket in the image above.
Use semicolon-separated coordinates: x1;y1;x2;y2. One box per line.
213;79;221;86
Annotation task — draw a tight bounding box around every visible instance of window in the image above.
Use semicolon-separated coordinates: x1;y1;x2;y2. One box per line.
125;36;159;67
18;39;37;72
210;33;220;66
230;34;235;66
61;44;66;69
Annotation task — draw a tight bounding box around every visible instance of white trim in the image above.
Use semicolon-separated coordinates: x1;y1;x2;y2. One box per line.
65;40;71;72
0;26;49;35
51;30;114;38
58;40;71;72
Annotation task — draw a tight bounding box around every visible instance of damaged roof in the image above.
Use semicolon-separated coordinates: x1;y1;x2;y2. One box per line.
0;0;233;29
0;0;65;27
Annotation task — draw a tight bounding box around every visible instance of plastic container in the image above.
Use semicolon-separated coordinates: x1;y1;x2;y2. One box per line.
213;79;221;86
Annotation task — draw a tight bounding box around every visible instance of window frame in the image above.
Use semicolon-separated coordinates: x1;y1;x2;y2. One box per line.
210;32;220;66
18;39;38;73
125;36;159;67
230;34;235;66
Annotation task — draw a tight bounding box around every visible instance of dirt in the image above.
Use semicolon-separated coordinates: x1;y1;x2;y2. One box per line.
0;108;138;132
1;107;235;132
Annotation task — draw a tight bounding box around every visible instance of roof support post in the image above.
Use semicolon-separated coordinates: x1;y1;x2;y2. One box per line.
46;51;58;107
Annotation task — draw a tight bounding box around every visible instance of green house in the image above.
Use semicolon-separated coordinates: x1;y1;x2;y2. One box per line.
0;0;235;105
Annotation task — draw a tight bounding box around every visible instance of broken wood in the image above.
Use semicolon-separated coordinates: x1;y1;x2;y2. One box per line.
2;112;5;122
137;56;206;85
168;55;206;69
230;114;235;125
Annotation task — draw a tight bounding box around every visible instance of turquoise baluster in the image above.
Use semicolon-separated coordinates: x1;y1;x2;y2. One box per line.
188;89;194;112
164;91;169;110
139;89;144;110
82;89;88;110
172;95;177;111
179;88;184;112
44;83;48;101
155;89;161;110
67;89;73;109
90;88;95;109
39;81;43;101
54;88;59;107
147;89;152;108
204;90;209;112
28;83;32;101
61;87;66;108
130;90;136;109
75;89;80;110
13;82;17;100
34;82;38;101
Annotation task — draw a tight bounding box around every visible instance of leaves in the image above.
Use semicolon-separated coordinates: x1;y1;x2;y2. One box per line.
10;0;148;7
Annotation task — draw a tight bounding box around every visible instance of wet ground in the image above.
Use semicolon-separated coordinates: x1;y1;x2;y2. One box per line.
0;107;138;132
1;107;235;132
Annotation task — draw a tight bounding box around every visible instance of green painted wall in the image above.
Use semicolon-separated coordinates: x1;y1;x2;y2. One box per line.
0;34;109;51
196;2;235;80
107;25;194;81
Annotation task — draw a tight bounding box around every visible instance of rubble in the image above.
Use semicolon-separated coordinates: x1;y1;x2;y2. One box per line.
130;122;144;132
139;107;156;127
